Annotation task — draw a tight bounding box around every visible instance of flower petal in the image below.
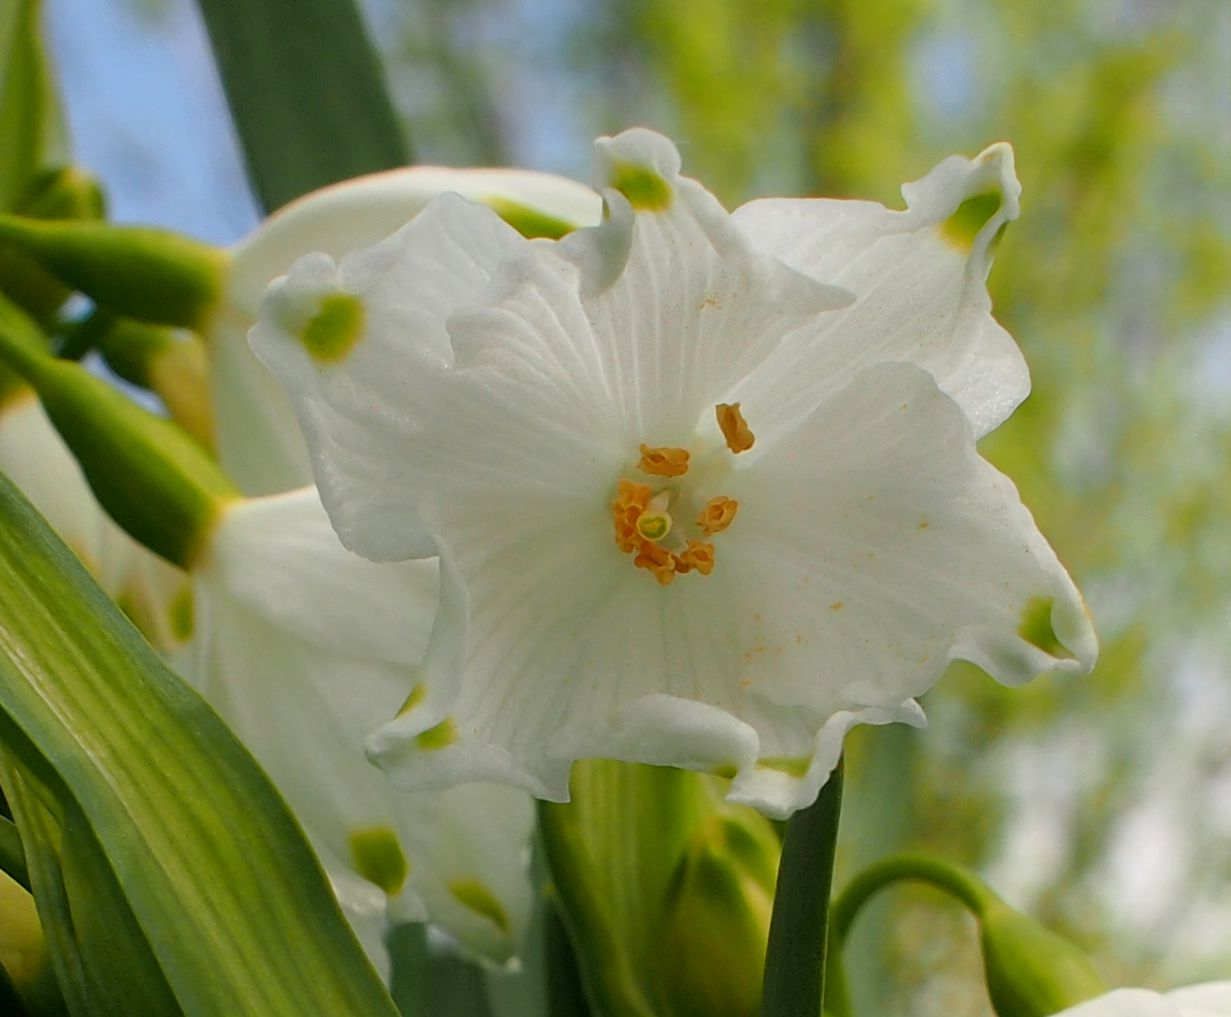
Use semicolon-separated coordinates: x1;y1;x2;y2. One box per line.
731;143;1026;441
369;361;1094;819
229;167;603;318
181;492;534;963
1053;989;1179;1016
569;128;852;440
222;167;601;496
206;488;436;664
1168;982;1231;1015
249;195;534;560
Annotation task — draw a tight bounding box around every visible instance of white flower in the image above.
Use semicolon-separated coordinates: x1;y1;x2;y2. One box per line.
1051;982;1231;1016
213;167;602;495
177;487;534;971
0;388;191;650
250;128;1097;819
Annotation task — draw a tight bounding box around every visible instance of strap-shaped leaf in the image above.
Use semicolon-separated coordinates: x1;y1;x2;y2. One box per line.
0;469;399;1017
195;0;410;213
0;760;179;1016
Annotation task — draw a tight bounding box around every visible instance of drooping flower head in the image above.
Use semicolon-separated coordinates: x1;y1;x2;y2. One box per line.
251;129;1096;819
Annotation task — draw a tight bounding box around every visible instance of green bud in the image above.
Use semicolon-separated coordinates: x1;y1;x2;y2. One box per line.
831;854;1106;1017
17;166;107;221
980;899;1107;1017
0;293;237;567
0;167;107;323
0;213;228;331
652;810;780;1017
98;318;214;451
540;762;781;1017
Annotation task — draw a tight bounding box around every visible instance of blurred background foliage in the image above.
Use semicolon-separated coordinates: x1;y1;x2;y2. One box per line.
43;0;1231;1014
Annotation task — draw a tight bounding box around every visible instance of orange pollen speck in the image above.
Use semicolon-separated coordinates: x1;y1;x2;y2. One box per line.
697;496;739;536
638;444;690;477
716;403;755;453
677;540;716;576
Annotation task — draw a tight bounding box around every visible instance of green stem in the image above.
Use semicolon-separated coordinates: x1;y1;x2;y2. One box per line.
53;307;116;362
830;853;997;945
0;814;29;892
760;757;844;1017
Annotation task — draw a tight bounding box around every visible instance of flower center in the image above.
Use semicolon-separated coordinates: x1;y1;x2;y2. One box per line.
610;403;755;586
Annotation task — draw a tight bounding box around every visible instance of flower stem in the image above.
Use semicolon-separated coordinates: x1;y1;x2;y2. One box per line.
830;853;997;944
759;757;844;1017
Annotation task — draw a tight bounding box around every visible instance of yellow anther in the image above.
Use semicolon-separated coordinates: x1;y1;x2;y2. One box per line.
697;496;739;536
677;540;716;576
638;444;690;477
634;541;678;586
612;479;652;552
636;511;672;542
716;403;755;453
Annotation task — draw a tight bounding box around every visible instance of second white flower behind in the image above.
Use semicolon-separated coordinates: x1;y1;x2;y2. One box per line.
179;488;533;969
251;128;1097;819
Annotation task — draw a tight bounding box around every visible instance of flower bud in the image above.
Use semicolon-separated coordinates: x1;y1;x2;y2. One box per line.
0;293;237;567
98;318;214;450
540;762;783;1017
980;899;1107;1017
652;809;779;1017
0;166;107;321
0;213;228;331
18;166;107;221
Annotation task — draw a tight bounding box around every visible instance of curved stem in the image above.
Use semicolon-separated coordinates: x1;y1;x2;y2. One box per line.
830;853;998;945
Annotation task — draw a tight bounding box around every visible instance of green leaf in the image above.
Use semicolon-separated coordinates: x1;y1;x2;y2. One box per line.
0;0;62;211
0;763;180;1016
0;469;400;1016
0;813;28;891
194;0;410;213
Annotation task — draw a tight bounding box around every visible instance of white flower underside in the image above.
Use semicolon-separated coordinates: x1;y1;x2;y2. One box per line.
179;488;534;965
1053;983;1231;1016
251;128;1098;819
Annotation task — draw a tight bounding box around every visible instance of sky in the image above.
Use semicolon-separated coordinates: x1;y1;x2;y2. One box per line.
47;0;261;244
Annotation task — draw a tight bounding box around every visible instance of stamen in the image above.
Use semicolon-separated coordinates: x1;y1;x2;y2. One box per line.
697;496;739;536
611;479;651;552
634;541;678;586
716;403;755;453
677;540;716;576
638;444;690;477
